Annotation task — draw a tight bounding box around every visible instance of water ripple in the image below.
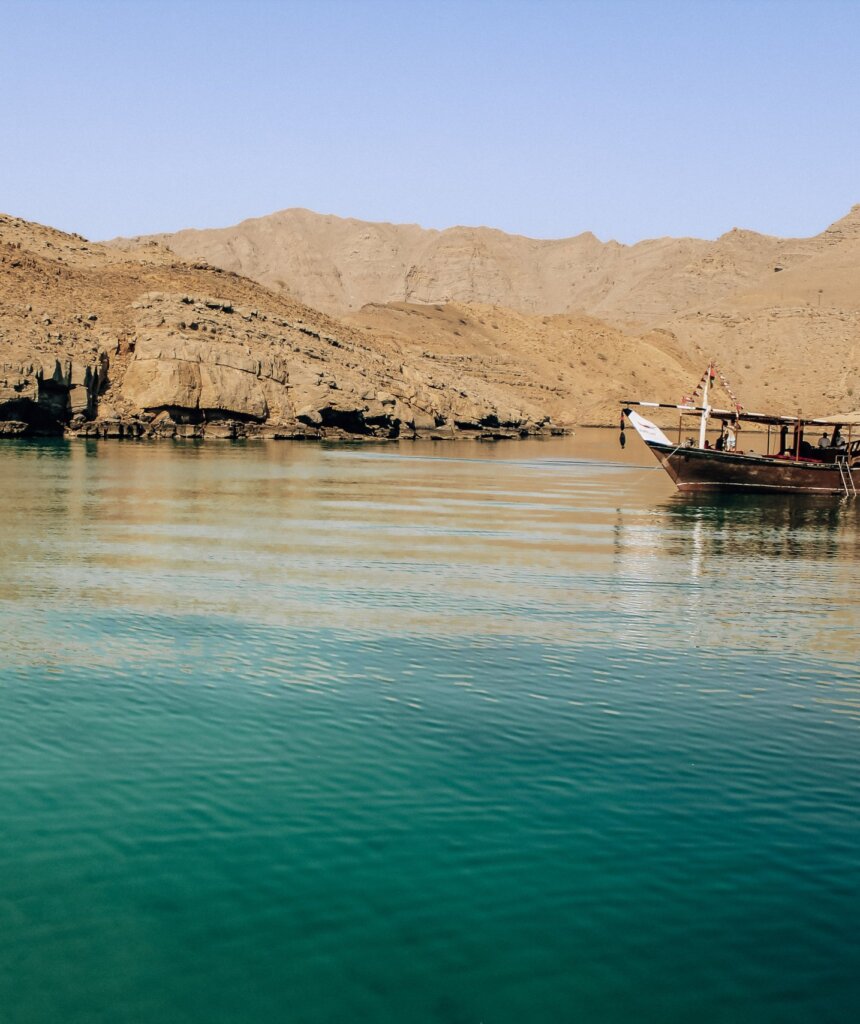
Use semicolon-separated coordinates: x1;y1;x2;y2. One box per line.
1;434;859;1023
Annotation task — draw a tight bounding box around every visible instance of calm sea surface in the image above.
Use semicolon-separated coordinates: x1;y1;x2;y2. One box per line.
1;432;858;1023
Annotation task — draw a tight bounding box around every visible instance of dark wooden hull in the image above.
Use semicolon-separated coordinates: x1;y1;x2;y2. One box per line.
647;442;852;494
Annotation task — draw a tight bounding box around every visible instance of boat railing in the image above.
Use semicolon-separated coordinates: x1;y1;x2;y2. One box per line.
804;439;860;466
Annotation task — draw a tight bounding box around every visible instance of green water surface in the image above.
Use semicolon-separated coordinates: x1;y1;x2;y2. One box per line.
1;434;858;1023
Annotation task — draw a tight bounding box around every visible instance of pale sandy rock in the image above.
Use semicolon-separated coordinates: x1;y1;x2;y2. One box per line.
118;207;849;327
410;407;437;431
295;405;322;427
115;208;860;423
199;362;268;420
122;352;199;410
204;421;240;439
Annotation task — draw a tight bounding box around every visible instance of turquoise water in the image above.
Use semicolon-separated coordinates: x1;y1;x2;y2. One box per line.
1;434;859;1023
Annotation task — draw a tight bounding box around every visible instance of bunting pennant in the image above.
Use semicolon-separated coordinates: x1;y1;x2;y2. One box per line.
713;364;744;414
681;362;743;413
680;366;714;405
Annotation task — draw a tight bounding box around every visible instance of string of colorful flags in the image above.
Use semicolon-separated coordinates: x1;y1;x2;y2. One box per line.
681;362;743;414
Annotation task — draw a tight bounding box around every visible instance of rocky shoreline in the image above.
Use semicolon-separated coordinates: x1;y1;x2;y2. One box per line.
2;216;569;445
0;355;562;443
1;290;560;443
61;418;564;442
0;294;561;443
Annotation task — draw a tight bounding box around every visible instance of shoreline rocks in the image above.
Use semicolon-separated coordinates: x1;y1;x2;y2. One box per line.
0;354;108;436
62;410;559;443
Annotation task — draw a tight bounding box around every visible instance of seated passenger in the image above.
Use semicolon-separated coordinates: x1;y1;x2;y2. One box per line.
832;426;845;449
817;431;831;449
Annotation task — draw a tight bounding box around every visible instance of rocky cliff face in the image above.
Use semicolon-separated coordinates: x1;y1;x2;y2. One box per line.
0;354;106;436
0;214;553;440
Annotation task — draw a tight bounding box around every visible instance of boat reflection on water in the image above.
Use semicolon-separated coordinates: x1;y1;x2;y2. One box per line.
660;490;857;556
609;489;859;662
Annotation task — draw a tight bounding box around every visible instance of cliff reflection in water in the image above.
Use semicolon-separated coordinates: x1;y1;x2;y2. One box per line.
3;432;859;663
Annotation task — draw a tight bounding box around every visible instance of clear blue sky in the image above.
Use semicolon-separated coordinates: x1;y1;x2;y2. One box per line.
1;0;858;243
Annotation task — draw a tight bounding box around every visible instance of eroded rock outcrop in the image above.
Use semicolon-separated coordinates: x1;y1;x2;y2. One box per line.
0;354;107;433
96;290;545;440
0;213;556;440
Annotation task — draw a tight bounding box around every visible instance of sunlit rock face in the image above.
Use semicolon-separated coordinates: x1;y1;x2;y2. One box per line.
0;217;554;440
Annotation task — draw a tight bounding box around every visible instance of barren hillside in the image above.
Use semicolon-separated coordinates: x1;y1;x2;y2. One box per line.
0;215;562;439
122;206;860;324
344;302;698;427
119;204;860;420
5;203;858;441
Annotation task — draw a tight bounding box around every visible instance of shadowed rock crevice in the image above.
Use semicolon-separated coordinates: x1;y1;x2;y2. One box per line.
317;406;374;435
0;356;107;435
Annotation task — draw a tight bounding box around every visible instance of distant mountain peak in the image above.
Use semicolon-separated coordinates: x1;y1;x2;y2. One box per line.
819;203;860;243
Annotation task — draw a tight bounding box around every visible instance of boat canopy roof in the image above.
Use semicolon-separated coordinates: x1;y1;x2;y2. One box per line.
621;400;860;428
812;412;860;426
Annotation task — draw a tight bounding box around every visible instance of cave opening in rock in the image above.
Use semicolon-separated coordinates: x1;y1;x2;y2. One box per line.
318;407;374;435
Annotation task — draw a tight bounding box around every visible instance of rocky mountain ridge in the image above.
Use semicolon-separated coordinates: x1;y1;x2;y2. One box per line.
120;205;860;323
5;203;859;442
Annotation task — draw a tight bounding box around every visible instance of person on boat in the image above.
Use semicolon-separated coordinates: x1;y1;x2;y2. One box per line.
832;426;845;449
818;431;831;449
725;422;737;451
714;430;725;451
779;424;789;455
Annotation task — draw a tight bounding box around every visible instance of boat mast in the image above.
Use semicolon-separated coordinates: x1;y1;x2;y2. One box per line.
698;361;712;449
